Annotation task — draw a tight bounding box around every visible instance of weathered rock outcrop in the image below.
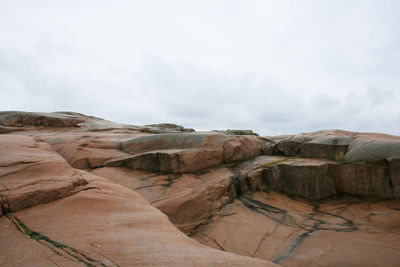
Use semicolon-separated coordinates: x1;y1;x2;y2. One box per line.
91;166;236;233
232;156;398;200
0;111;195;133
389;156;400;198
1;111;399;266
346;135;400;161
264;159;336;200
105;133;264;173
270;129;400;162
214;129;259;136
0;111;86;127
191;191;400;267
0;113;276;267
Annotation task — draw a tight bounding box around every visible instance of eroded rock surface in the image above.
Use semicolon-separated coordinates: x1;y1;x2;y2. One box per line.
270;129;400;162
1;111;399;266
192;192;400;266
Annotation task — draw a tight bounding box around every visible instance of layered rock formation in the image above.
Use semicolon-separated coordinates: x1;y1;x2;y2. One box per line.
1;111;399;266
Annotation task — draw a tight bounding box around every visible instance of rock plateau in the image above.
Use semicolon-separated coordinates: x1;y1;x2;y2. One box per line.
0;111;399;266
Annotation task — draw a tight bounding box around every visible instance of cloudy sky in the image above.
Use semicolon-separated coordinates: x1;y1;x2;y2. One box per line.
0;1;399;135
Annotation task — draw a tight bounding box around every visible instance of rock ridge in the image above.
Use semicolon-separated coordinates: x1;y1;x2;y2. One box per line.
1;111;399;266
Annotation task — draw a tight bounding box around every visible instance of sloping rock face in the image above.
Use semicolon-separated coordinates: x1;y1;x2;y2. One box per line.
1;111;400;266
0;112;275;267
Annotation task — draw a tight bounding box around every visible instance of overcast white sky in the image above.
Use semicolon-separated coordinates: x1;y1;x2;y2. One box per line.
0;1;399;135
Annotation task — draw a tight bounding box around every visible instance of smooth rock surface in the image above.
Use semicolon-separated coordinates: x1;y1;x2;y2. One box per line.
1;111;400;266
192;192;400;266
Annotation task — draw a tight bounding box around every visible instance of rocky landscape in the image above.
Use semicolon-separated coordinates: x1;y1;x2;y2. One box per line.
1;111;399;266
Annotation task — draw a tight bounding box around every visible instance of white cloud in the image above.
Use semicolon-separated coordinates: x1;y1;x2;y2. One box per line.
0;0;399;135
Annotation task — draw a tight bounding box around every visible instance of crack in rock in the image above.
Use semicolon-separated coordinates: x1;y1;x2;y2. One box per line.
6;213;113;267
238;196;357;264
